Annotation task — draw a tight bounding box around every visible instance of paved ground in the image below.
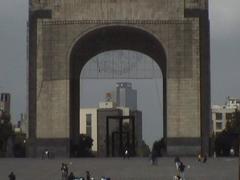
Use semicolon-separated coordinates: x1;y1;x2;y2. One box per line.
0;157;238;180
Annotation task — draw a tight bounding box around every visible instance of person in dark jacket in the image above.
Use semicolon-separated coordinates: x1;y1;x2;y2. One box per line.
68;172;75;180
8;172;16;180
86;171;91;180
174;156;181;174
61;163;68;180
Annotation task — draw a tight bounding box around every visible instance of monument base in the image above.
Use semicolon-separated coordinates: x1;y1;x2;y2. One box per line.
27;138;69;158
167;138;201;156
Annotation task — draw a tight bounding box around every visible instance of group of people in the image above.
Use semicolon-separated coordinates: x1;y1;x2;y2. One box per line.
173;154;208;180
8;153;211;180
61;163;94;180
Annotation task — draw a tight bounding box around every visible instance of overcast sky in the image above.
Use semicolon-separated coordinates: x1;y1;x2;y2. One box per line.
0;0;240;145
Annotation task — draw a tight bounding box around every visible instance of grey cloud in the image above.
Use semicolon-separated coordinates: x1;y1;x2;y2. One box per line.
210;0;240;38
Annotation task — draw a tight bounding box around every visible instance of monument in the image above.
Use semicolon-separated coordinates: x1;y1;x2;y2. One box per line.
28;0;210;157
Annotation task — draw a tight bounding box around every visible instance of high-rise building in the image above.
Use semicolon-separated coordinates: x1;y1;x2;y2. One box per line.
116;82;137;110
0;93;11;114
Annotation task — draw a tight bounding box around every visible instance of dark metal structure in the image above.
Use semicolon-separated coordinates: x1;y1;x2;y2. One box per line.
106;116;135;157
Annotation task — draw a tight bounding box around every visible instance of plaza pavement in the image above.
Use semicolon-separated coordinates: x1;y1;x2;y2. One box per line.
0;157;237;180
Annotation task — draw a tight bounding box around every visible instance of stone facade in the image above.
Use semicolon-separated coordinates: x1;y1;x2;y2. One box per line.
28;0;210;157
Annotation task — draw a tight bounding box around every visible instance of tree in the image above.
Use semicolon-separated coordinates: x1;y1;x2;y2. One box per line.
0;110;13;155
232;110;240;133
215;130;233;156
12;133;26;157
152;138;166;157
215;109;240;156
136;140;150;157
71;134;94;157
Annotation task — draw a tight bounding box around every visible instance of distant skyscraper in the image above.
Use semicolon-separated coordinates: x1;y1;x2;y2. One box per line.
0;93;11;114
20;113;28;137
116;82;137;110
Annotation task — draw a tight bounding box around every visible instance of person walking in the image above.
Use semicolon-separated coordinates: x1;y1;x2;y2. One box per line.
174;156;181;175
202;154;207;163
197;153;202;162
8;172;16;180
86;171;91;180
68;172;75;180
178;161;186;180
61;163;68;180
151;150;157;165
123;148;129;159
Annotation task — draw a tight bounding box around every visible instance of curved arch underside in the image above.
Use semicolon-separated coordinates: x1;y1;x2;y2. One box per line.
70;26;167;78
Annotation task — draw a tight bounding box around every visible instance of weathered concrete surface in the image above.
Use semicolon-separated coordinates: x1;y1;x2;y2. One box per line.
30;0;209;19
0;158;237;180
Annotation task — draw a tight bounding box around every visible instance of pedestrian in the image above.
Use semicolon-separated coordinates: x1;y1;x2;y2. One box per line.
86;171;91;180
123;148;129;159
61;163;68;180
65;164;69;174
8;172;16;180
174;156;181;175
45;149;49;159
197;153;201;162
202;155;207;163
230;148;235;156
42;149;50;159
179;161;186;180
213;151;216;158
198;153;207;163
151;150;157;165
68;172;75;180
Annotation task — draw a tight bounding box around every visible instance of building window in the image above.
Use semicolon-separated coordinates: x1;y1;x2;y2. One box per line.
86;114;92;138
215;113;222;120
216;122;222;130
226;113;233;120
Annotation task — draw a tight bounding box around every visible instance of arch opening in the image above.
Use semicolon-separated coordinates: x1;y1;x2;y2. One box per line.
80;50;163;157
70;26;167;157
